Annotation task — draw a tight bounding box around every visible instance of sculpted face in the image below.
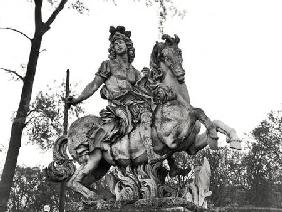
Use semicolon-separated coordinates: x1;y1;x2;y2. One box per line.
114;39;127;55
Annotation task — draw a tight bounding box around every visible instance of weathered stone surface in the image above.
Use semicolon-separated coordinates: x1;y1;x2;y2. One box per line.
66;198;213;212
46;26;242;211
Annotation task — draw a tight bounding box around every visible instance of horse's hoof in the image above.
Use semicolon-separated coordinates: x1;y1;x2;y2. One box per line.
229;140;242;150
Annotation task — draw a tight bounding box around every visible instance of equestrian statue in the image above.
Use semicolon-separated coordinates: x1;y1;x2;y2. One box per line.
46;26;242;203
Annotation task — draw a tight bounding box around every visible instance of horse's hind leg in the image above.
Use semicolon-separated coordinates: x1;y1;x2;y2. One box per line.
186;121;210;155
67;149;102;199
186;120;242;155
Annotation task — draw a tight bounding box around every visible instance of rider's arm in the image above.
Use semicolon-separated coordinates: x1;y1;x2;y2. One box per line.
74;75;105;104
74;61;110;104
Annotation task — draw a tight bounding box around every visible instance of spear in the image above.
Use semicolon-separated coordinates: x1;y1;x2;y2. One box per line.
59;69;70;212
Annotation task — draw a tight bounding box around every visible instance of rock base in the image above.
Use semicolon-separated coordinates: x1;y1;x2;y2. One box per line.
66;197;211;212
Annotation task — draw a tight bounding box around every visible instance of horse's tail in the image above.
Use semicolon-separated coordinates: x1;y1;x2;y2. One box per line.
45;136;76;182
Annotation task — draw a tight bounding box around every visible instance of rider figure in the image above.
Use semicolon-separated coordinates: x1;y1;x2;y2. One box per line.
68;26;163;164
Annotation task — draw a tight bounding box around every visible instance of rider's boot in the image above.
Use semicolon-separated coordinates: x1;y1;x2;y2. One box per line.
140;112;166;164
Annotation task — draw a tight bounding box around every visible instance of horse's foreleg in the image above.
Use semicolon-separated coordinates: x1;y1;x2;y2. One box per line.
188;132;211;155
67;149;102;199
192;107;219;149
187;120;242;154
186;121;212;155
213;120;242;150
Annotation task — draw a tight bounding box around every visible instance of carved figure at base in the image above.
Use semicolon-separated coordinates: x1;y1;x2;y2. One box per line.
46;27;242;203
182;157;212;209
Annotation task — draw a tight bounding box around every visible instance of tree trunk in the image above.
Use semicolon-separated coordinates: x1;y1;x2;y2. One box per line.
0;0;68;209
0;32;43;211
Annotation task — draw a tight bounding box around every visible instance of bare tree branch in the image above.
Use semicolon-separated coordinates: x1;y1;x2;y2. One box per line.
0;27;32;41
39;48;47;54
26;109;37;117
0;67;24;81
44;0;68;31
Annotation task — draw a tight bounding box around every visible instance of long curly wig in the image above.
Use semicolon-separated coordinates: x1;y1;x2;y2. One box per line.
108;26;135;64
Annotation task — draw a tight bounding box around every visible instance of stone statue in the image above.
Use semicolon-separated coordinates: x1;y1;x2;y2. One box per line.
182;157;212;209
67;25;164;164
46;26;242;206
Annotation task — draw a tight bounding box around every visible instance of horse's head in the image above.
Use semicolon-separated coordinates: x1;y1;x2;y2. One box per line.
150;34;185;84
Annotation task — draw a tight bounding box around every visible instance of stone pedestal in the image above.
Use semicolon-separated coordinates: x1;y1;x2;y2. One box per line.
66;197;212;212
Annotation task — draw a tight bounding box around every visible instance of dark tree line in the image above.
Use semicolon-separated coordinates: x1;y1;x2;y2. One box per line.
167;110;282;208
243;110;282;207
7;166;82;212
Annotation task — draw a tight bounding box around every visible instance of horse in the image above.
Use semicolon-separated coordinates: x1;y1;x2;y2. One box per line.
46;34;241;200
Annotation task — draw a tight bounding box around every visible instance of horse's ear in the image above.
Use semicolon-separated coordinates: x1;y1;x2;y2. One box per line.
162;34;169;40
174;34;180;44
162;34;173;45
150;43;159;69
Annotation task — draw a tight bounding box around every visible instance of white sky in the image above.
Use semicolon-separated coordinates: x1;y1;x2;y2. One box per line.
1;0;282;168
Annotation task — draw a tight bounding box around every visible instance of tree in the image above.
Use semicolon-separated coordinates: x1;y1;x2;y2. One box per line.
26;82;83;149
7;166;82;212
203;148;246;207
0;1;88;209
168;147;246;207
26;81;84;211
243;110;282;207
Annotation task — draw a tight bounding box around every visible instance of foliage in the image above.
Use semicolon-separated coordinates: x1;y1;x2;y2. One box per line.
243;110;282;207
203;148;245;207
47;0;186;35
168;146;246;207
0;0;74;208
7;166;82;212
25;82;84;150
144;0;187;36
165;152;193;195
46;0;89;13
167;110;282;207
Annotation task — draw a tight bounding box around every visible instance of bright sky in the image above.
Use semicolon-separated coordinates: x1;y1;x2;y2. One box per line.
1;0;282;168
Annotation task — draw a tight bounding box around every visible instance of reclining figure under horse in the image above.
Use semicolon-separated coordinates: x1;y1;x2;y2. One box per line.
46;31;241;200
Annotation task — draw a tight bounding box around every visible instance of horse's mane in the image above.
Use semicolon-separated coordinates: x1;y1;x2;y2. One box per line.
150;34;180;82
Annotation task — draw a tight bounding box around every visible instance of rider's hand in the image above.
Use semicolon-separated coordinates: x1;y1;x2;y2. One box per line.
141;67;150;77
66;96;78;108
